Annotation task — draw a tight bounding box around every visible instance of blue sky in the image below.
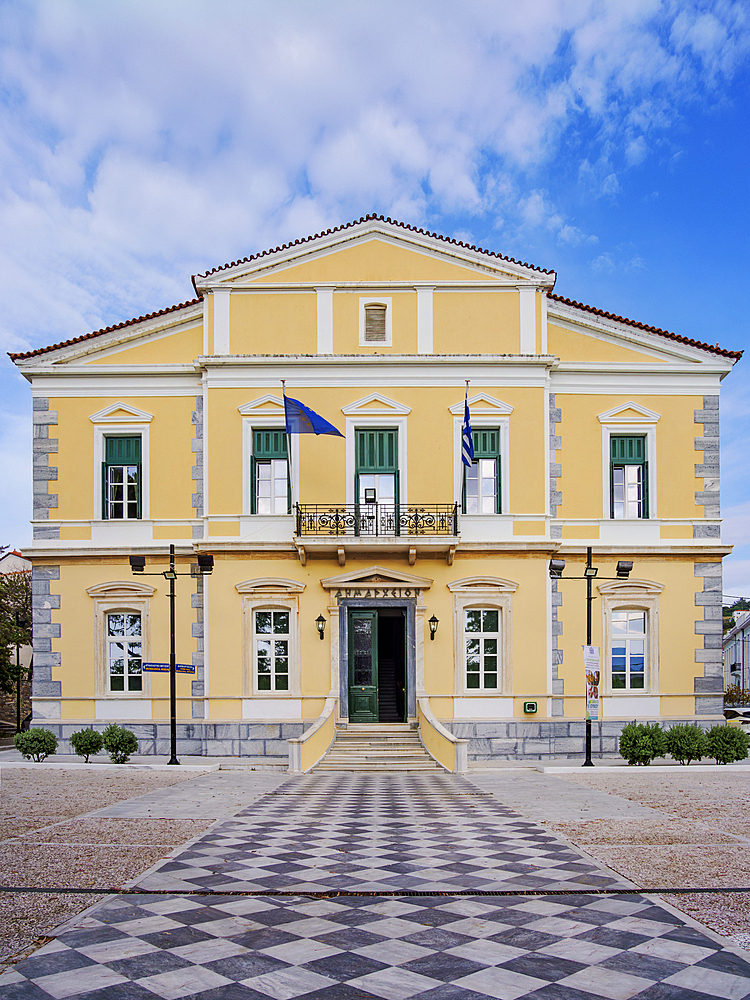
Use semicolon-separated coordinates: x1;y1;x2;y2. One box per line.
1;0;749;596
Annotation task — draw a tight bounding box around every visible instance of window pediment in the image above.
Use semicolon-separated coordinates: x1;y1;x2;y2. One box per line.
89;402;153;423
597;579;664;596
447;576;518;594
236;578;305;594
238;395;285;415
449;393;513;416
341;393;411;415
87;581;156;598
598;402;660;424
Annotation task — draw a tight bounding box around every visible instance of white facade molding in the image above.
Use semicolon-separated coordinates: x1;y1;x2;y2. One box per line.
447;576;519;594
316;286;334;353
345;414;408;505
213;287;230;354
599;580;662;697
452;413;510;512
320;565;433;591
416;285;434;354
238;394;285;414
89;402;154;424
341;393;411;415
598;401;661;424
597;578;665;596
93;423;150;521
240;408;299;512
600;422;657;519
519;286;537;354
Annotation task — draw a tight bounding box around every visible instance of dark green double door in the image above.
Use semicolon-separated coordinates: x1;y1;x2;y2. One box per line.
348;609;405;723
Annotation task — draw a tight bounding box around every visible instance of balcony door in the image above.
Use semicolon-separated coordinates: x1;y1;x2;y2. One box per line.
355;428;399;535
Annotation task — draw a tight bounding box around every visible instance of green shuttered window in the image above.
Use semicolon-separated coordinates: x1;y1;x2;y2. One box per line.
251;429;290;515
610;435;648;519
102;436;141;520
464;428;501;514
355;428;399;507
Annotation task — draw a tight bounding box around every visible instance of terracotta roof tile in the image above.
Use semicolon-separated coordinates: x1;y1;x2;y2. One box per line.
548;292;742;361
8;298;203;361
191;213;554;287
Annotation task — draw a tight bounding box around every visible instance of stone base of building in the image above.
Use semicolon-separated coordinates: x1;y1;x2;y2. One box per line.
32;721;307;761
445;718;715;761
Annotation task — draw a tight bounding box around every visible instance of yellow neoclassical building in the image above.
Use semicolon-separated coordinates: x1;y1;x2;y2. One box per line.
10;216;741;768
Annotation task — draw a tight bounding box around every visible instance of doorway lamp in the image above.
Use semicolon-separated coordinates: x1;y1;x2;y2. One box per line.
316;614;326;640
547;549;633;767
429;615;439;640
129;545;214;766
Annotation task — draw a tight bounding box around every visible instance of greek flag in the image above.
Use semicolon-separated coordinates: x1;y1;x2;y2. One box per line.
461;389;474;467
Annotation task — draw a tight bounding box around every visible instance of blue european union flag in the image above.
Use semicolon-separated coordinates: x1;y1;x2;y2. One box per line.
284;395;344;437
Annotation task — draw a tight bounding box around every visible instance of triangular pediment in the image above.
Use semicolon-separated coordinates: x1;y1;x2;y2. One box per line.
597;402;661;424
342;393;411;415
89;402;154;424
87;581;156;597
597;579;664;596
448;393;514;416
320;565;433;590
238;395;285;415
195;219;555;289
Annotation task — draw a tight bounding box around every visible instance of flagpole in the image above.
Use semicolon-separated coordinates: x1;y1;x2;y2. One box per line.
281;380;294;513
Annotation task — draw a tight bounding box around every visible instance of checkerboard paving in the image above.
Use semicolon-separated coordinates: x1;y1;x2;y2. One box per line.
2;772;750;999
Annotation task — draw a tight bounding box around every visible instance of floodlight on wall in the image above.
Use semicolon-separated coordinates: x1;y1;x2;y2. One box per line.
129;556;146;573
429;615;439;640
197;554;214;575
316;615;326;640
548;559;565;578
583;566;598;579
616;561;634;578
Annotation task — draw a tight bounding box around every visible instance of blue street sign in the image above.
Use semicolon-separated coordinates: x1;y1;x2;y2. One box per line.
143;662;196;674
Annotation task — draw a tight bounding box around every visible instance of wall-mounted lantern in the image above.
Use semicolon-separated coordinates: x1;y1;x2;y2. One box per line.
429;615;439;640
316;615;327;640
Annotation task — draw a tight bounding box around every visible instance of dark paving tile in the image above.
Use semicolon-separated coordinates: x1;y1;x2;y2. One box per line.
401;927;475;949
13;949;95;979
231;927;301;950
633;985;721;1000
141;925;216;949
202;954;287;980
601;949;684;980
576;925;649;950
695;949;750;977
317;928;388;950
499;953;586;981
488;926;559;950
0;983;58;1000
401;953;485;982
106;951;194;979
304;952;387;982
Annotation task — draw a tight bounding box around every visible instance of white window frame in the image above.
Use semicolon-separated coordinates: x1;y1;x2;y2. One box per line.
448;577;517;696
599;579;662;697
345;415;408;505
453;415;510;514
237;578;304;698
599;414;658;520
93;424;150;521
359;297;392;347
87;581;154;699
240;412;299;513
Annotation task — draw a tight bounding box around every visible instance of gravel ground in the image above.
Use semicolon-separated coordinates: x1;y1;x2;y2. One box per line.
0;769;213;968
554;768;750;952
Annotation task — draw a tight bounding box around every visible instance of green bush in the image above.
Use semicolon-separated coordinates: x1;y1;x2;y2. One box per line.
101;724;139;764
618;721;665;765
70;727;104;762
724;684;750;707
665;723;708;765
14;728;58;762
705;724;750;765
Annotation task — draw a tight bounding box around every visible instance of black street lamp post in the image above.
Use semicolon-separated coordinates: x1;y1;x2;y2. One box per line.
549;548;633;767
129;545;213;765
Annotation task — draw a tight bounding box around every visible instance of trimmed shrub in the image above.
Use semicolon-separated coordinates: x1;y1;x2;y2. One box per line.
665;723;708;765
102;724;139;764
14;728;58;762
725;684;750;707
618;721;665;766
705;724;750;765
70;727;104;762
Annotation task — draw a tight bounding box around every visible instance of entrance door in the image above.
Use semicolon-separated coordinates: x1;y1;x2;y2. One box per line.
348;611;378;723
348;608;406;723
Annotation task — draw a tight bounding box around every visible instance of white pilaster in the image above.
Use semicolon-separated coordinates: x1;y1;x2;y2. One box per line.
316;286;334;353
519;286;536;354
213;288;231;355
540;291;548;354
416;286;434;354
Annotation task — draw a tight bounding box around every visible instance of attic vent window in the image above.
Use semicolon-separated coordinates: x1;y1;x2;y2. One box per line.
365;304;387;343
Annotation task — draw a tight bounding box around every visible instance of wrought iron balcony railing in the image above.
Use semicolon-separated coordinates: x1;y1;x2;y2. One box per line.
295;503;459;537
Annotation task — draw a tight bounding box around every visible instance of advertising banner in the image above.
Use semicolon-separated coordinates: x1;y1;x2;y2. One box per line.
582;645;601;721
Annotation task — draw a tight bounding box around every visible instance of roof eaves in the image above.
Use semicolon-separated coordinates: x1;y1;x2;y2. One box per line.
548;292;743;361
8;297;203;363
191;213;555;290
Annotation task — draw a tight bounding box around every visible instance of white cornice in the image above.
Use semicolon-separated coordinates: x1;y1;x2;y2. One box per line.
341;392;412;415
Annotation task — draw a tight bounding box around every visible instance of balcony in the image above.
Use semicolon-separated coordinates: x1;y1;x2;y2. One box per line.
294;503;459;565
295;503;458;537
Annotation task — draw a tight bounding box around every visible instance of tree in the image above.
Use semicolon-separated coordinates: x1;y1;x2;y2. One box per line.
0;570;33;695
